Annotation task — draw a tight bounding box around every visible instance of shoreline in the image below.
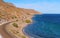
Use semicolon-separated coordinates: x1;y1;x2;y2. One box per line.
0;13;40;38
21;14;40;38
22;13;42;38
4;15;34;38
20;14;37;38
22;26;43;38
22;29;42;38
21;14;37;38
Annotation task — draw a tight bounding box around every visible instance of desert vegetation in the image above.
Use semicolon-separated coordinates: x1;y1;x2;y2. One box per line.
12;23;18;28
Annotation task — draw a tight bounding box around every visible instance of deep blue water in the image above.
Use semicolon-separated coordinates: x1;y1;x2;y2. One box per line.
23;14;60;38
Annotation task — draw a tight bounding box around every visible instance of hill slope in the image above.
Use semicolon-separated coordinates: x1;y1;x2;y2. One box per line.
0;0;40;21
0;0;40;38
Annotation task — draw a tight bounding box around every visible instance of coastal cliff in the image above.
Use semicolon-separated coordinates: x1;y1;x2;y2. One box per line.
0;0;40;38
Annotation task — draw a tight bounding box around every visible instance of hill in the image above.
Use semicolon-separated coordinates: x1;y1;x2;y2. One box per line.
0;0;40;21
0;0;40;38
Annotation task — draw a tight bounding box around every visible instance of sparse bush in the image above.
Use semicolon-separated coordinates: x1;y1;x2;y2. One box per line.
12;16;17;19
12;23;18;28
22;36;26;38
16;19;18;21
25;20;31;23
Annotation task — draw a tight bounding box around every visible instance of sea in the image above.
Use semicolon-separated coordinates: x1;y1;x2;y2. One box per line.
23;14;60;38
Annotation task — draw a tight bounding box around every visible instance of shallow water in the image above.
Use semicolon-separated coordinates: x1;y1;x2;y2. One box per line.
24;14;60;38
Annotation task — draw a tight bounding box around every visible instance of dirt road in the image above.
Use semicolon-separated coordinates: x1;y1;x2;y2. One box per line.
0;21;16;38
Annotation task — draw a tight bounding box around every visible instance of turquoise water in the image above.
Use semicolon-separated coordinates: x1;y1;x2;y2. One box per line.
24;14;60;38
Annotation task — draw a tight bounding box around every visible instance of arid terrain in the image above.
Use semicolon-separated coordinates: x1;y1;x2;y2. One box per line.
0;0;40;38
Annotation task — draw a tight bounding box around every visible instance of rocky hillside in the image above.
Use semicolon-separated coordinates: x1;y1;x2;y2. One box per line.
0;0;40;21
0;0;41;38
